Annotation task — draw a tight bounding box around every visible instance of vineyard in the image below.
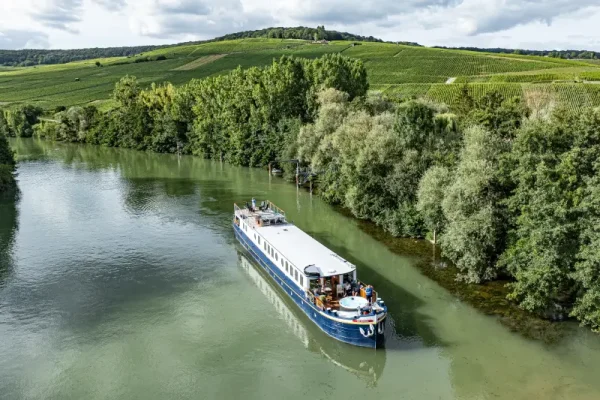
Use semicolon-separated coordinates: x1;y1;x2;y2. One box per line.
1;38;600;110
378;82;600;111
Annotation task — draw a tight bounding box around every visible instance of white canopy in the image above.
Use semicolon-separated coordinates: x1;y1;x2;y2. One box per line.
257;223;356;278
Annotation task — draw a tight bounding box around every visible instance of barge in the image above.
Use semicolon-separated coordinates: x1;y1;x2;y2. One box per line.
233;200;387;348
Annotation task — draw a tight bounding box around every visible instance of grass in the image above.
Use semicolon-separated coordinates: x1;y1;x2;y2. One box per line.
1;38;599;110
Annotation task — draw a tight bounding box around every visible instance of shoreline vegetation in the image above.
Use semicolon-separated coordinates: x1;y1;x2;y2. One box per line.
349;213;568;343
0;112;17;192
3;52;600;337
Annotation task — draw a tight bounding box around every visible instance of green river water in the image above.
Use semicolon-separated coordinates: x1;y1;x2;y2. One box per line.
1;138;600;400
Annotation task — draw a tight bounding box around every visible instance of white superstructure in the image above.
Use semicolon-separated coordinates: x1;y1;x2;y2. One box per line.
235;202;357;292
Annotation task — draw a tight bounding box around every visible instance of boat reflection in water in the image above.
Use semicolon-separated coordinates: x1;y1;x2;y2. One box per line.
237;251;386;387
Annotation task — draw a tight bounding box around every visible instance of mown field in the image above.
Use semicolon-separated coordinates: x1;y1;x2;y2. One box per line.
2;38;600;111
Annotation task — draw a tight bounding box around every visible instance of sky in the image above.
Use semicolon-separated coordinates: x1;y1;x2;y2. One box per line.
1;0;599;51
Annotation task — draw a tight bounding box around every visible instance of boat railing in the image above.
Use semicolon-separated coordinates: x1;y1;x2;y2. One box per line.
267;201;286;217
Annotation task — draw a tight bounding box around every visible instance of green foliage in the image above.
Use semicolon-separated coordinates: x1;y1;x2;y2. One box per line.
417;166;451;238
441;126;510;283
211;26;383;43
436;46;600;60
0;45;160;67
113;75;141;107
2;37;597;111
500;109;600;317
571;178;600;330
36;54;368;168
466;91;530;139
9;38;600;331
297;95;460;237
4;105;43;137
0;114;16;192
0;164;15;192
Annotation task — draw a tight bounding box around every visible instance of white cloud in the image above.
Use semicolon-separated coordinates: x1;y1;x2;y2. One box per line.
0;0;599;50
0;29;50;49
129;0;274;39
29;0;84;33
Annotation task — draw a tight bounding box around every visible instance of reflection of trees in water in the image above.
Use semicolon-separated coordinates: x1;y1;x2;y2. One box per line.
0;191;19;285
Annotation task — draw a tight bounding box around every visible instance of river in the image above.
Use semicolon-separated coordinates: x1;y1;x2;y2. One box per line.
1;138;600;400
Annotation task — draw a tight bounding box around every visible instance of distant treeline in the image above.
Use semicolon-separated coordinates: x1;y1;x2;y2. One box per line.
435;46;600;60
0;46;162;67
212;26;383;43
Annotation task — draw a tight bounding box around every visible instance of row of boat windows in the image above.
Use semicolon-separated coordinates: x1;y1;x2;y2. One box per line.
254;233;304;287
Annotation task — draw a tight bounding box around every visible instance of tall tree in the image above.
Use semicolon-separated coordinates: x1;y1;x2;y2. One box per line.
441;126;509;283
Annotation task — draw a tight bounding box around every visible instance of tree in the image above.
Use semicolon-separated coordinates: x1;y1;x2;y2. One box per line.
417;166;451;243
501;109;600;316
466;91;530;140
454;84;474;116
0;111;11;137
6;105;43;137
113;75;141;108
571;175;600;330
0;113;16;192
441;126;509;283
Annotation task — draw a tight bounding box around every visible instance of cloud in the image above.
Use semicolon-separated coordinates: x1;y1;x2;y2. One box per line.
130;0;274;39
444;0;600;36
92;0;127;11
288;0;459;25
29;0;84;33
156;0;211;15
0;29;50;49
3;0;600;50
28;0;128;33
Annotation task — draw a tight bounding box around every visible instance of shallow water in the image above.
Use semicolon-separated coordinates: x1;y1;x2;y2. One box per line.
1;138;600;400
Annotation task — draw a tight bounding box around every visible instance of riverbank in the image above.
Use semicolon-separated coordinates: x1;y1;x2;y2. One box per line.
332;205;570;343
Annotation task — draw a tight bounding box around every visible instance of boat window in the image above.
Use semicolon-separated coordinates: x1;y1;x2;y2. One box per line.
275;253;278;261
264;242;266;251
300;276;304;286
294;270;298;281
258;237;261;245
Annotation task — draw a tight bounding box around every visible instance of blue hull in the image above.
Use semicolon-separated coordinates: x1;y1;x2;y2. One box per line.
234;224;385;348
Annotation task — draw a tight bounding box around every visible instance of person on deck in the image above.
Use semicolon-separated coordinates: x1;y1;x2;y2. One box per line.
366;285;373;304
351;280;358;296
344;281;351;297
318;294;327;309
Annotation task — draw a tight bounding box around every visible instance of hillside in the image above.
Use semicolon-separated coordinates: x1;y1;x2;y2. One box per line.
0;26;384;67
1;38;600;111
